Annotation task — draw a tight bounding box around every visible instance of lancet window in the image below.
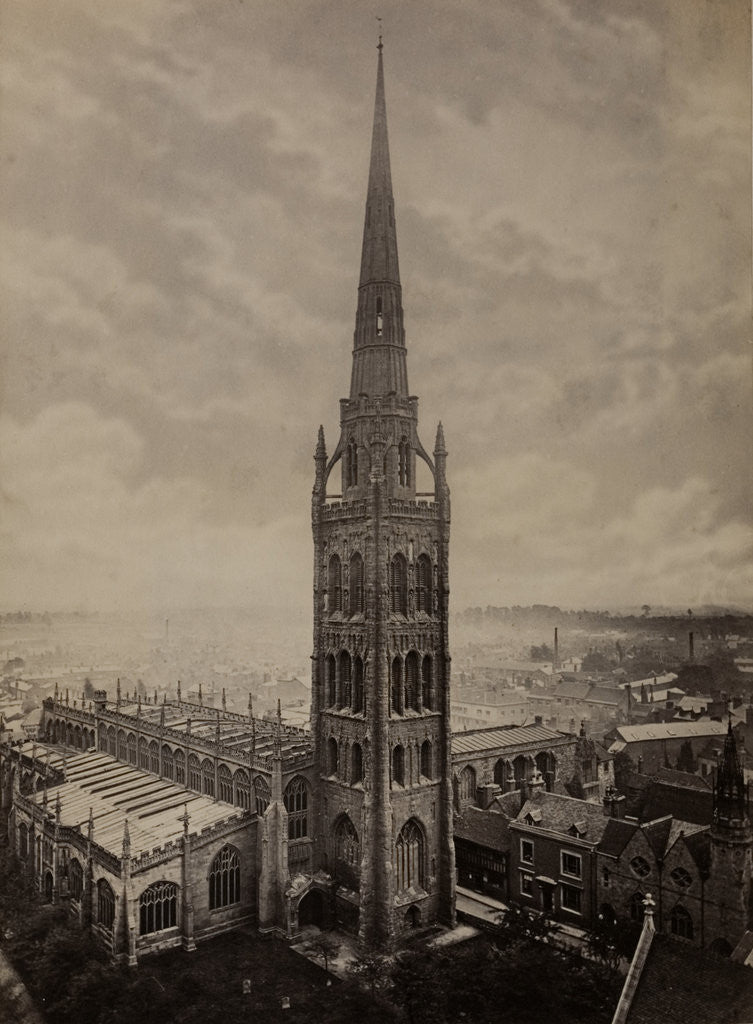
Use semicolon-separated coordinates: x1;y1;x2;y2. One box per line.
209;845;241;910
394;819;424;892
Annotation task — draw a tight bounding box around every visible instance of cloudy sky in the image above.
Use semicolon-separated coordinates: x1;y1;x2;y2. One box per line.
1;0;750;618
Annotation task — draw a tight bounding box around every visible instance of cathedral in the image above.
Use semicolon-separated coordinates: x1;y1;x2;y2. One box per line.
0;42;455;960
2;43;751;967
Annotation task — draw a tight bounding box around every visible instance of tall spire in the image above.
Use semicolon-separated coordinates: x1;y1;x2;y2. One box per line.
350;39;408;400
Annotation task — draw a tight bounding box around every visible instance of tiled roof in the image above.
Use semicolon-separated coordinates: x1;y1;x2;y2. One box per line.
514;793;611;843
451;724;569;756
598;818;638;858
653;767;711;791
625;933;753;1023
641;817;673;859
553;681;591;700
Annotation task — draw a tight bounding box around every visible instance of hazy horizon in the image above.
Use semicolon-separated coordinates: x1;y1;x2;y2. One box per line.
2;1;751;619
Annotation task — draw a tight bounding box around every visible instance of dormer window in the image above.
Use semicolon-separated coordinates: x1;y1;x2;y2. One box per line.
376;296;383;336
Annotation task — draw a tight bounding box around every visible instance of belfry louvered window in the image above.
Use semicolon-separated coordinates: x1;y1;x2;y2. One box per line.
328;555;342;613
416;554;432;613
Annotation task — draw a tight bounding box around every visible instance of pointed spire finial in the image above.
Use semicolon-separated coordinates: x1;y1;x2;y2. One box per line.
122;817;131;859
180;802;190;837
434;421;446;454
88;807;94;843
55;790;62;823
273;699;282;759
376;15;383;51
177;680;182;702
198;682;203;706
222;687;227;712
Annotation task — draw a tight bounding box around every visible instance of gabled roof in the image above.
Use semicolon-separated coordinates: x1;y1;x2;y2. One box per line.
611;720;727;745
553;680;591;700
514;793;610;843
641;817;673;859
598;818;638;858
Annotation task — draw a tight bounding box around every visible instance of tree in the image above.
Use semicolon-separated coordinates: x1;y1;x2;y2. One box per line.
641;605;651;618
348;953;390;1000
676;739;696;773
613;750;636;793
530;644;554;662
303;932;341;974
495;903;560;950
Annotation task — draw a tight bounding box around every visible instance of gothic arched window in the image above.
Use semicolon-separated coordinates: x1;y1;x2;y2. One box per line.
69;858;83;901
334;815;360;889
174;749;186;785
127;733;137;765
97;879;115;932
339;650;352;708
188;754;201;791
394;819;424;892
328;555;342;613
327;737;339;777
139;881;178;935
234;769;251;811
420;740;432;780
139;737;149;770
209;845;241;910
347;438;358;488
392;745;405;787
349;552;364;615
252;774;269;815
149;741;159;774
416;554;432;613
405;651;419;711
458;765;477;805
326;654;336;707
161;745;174;780
670;904;693;940
351;743;364;784
18;822;28;859
284;776;309;840
107;726;117;756
493;759;507;787
421;656;433;710
390;553;408;615
353;657;364;714
117;730;127;761
201;758;215;797
391;657;402;715
218;764;233;803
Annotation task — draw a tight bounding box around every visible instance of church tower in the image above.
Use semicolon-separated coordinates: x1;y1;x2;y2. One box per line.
705;719;753;952
310;40;455;947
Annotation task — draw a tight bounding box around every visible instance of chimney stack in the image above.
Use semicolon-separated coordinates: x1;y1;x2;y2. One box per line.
553;627;560;670
689;631;695;663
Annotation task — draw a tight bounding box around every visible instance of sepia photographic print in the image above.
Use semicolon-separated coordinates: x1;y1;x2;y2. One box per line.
0;2;751;1022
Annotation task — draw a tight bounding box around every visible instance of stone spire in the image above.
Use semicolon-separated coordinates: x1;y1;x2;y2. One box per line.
122;818;131;860
715;716;747;824
350;38;408;400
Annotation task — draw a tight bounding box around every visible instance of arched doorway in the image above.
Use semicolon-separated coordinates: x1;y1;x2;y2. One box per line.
298;889;324;928
405;905;421;930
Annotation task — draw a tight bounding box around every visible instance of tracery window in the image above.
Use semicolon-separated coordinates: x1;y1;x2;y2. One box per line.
416;554;432;613
235;769;253;811
334;815;360;889
209;845;241;910
162;745;174;781
458;764;477;805
670;866;692;889
630;855;651;879
201;758;215;797
69;858;83;901
149;741;159;774
107;726;117;756
392;745;405;787
139;881;178;935
670;904;693;939
117;730;127;761
218;764;233;803
394;819;424;892
99;726;108;752
328;555;342;613
139;737;149;770
188;754;201;791
253;775;270;816
284;776;309;840
349;552;364;615
390;553;408;615
97;879;115;932
127;733;137;766
174;749;186;786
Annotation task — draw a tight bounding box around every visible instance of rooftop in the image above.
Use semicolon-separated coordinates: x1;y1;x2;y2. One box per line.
451;724;571;757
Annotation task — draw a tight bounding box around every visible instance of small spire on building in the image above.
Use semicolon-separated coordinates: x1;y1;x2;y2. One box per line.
55;790;62;823
198;683;203;706
88;807;94;843
122;818;131;859
159;703;165;730
179;803;190;838
642;892;656;921
177;680;182;702
222;687;227;712
273;700;282;759
434;421;446;455
116;678;121;708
